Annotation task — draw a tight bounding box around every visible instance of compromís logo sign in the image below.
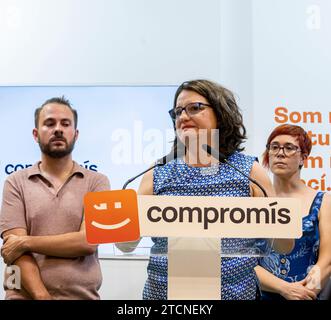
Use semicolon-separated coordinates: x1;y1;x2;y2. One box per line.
83;193;302;243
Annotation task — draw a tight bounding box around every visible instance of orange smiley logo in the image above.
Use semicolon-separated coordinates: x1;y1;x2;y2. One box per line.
84;190;140;244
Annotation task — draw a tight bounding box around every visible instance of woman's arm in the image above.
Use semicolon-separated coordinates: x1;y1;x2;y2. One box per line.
250;161;294;254
255;265;317;300
304;194;331;294
115;167;154;253
249;161;275;197
137;167;154;196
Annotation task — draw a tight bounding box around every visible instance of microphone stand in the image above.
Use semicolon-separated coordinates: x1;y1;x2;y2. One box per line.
122;151;179;190
122;144;185;190
122;164;158;190
202;144;268;197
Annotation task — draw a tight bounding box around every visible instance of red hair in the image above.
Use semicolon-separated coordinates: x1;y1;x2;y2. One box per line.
262;124;312;168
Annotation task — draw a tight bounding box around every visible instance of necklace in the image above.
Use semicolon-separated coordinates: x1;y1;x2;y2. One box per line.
39;161;75;182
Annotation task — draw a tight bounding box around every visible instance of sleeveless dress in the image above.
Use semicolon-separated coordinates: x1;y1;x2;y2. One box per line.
259;191;324;300
142;152;264;300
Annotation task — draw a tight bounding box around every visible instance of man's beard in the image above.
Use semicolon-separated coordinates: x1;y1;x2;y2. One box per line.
39;137;76;159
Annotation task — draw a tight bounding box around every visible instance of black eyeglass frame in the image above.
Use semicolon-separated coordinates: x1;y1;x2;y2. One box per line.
168;102;211;121
266;143;302;157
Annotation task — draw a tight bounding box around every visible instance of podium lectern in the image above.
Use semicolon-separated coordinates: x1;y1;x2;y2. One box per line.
85;193;302;300
115;236;274;299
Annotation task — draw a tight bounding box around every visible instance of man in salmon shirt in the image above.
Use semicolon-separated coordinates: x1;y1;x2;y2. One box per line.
0;97;110;300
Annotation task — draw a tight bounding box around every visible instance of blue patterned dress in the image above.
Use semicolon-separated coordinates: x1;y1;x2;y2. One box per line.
259;191;324;300
142;152;264;300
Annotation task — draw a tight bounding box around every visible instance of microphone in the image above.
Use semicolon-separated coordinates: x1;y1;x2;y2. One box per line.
122;148;183;190
202;144;268;197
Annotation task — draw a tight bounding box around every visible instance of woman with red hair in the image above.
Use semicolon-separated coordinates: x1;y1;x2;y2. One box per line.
255;124;331;300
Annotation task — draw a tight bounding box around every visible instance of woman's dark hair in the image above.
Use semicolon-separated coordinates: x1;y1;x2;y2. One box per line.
171;79;247;157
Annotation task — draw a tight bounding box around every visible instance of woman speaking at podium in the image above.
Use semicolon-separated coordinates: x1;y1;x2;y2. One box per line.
121;79;294;300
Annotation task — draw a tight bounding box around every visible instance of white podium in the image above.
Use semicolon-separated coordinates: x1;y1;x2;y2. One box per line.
108;195;302;300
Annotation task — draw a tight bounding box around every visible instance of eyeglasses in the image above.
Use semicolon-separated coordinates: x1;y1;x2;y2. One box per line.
267;143;301;157
168;102;211;121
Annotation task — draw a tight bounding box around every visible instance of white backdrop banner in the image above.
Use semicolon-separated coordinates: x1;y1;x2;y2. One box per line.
252;0;331;193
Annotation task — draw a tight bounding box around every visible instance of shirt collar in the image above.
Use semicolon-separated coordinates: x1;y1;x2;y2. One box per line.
27;161;85;179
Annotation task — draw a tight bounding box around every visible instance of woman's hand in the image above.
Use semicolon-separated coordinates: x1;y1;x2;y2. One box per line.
280;280;317;300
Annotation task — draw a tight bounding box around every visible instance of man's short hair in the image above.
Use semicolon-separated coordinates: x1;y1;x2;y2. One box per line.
34;96;78;129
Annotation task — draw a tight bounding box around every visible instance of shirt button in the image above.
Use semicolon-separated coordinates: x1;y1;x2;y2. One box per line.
281;269;287;275
280;258;286;264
